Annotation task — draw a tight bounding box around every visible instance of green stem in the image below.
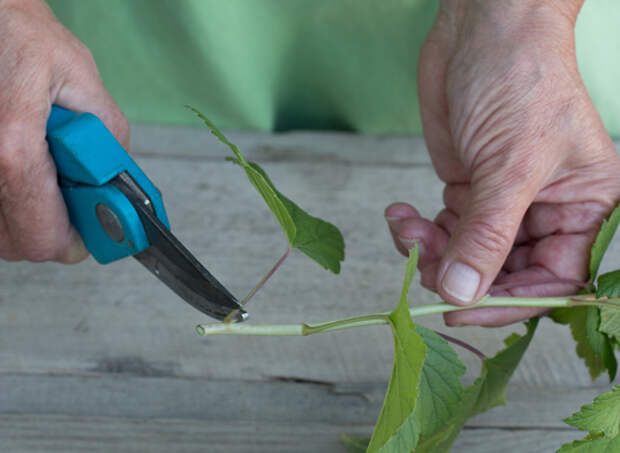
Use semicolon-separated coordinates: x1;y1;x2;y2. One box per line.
199;294;620;337
197;313;389;337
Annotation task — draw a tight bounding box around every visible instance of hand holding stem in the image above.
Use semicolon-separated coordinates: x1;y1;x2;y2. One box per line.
387;0;620;327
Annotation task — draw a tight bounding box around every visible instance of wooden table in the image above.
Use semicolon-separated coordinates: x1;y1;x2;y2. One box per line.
1;124;617;452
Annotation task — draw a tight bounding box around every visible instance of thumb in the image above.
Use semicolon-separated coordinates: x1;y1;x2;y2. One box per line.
437;165;542;305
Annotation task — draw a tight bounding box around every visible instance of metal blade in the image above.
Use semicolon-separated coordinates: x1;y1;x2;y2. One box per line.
112;172;246;322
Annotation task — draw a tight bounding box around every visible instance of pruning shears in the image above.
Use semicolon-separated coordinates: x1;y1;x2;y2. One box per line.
45;105;246;322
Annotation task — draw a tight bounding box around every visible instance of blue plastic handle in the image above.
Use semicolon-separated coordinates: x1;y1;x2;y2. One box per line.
46;105;170;264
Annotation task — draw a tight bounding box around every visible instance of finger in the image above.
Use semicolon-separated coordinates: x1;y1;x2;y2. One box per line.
0;99;88;263
0;210;19;261
51;45;130;150
528;234;591;282
385;202;420;256
491;265;581;296
456;240;588;327
436;155;543;306
445;264;577;326
444;306;550;327
524;201;608;239
443;184;468;216
420;261;440;291
443;185;530;244
434;208;458;235
502;245;532;273
384;202;419;222
390;216;449;268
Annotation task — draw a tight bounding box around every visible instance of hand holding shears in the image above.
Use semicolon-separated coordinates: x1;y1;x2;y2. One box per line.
46;106;245;322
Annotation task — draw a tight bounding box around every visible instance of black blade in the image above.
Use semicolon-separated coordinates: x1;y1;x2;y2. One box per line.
112;172;246;322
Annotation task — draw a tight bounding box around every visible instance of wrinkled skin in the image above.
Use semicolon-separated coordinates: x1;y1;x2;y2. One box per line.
0;0;128;263
386;1;620;326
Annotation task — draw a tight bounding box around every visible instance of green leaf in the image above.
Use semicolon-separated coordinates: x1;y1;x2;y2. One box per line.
412;326;466;442
341;434;370;453
597;270;620;299
345;319;466;453
366;246;427;453
344;295;537;453
429;319;539;453
549;307;616;381
189;107;345;273
414;425;454;453
585;308;617;381
600;306;620;344
469;317;539;416
573;308;607;380
564;385;620;438
367;254;536;453
549;307;575;325
428;377;486;453
556;434;620;452
589;204;620;282
275;186;344;272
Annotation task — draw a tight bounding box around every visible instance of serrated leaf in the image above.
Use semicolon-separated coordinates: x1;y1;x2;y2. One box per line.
597;270;620;299
344;313;537;453
556;433;620;453
564;385;620;438
600;306;620;344
504;332;521;347
244;162;298;243
366;246;427;453
574;308;606;380
429;377;485;453
412;326;466;441
469;317;539;416
550;307;616;381
344;322;466;453
429;319;539;453
189;106;345;273
585;308;617;381
589;204;620;282
549;307;574;325
370;267;536;453
275;188;344;272
414;425;454;453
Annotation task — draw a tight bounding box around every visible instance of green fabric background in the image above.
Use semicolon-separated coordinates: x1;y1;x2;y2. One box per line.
47;0;620;137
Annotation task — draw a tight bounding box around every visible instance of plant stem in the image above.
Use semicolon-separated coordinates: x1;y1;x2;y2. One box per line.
223;247;293;324
199;294;620;337
241;247;293;305
436;332;487;361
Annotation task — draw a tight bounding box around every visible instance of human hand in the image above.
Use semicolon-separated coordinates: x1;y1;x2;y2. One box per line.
386;0;620;326
0;0;128;263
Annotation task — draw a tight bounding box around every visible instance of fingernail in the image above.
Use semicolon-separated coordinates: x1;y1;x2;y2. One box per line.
385;216;401;227
62;234;89;264
398;237;426;256
441;261;480;304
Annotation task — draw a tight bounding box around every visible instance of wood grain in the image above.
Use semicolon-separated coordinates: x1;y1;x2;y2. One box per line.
0;126;617;451
0;414;584;453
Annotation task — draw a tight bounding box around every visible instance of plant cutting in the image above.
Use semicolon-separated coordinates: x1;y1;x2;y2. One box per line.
190;107;620;453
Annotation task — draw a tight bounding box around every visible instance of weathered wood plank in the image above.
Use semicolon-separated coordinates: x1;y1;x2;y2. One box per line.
0;414;583;453
0;127;618;393
454;428;581;453
0;373;607;430
130;123;433;164
0;155;609;387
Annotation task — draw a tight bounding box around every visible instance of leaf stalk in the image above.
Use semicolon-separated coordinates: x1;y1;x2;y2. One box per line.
223;247;293;323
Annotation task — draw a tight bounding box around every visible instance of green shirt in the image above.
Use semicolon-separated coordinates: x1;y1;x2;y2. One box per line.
48;0;620;137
